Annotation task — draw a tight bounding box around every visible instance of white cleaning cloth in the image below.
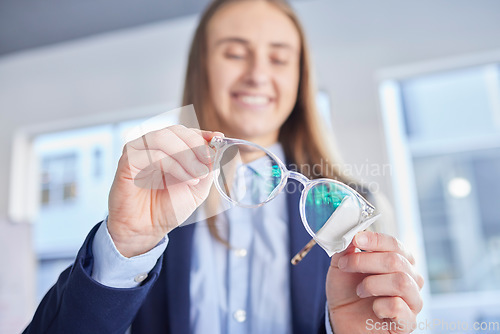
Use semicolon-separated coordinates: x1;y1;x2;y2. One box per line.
314;196;380;256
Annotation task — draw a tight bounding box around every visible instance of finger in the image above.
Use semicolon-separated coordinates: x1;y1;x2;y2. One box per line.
126;127;222;169
197;129;224;142
337;251;421;286
357;273;423;313
330;243;357;268
127;148;199;187
126;126;222;150
129;127;210;179
354;231;416;265
158;126;211;178
134;167;197;190
372;297;417;333
169;127;220;165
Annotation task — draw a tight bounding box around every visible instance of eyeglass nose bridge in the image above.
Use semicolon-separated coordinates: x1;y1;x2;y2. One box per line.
285;170;310;185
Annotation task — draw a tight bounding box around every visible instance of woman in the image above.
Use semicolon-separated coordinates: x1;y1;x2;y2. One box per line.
25;0;424;333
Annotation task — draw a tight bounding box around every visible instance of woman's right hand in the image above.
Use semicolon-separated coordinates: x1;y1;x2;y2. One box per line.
107;125;223;258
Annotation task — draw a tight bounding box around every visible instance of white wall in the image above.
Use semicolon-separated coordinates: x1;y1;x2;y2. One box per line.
1;0;500;331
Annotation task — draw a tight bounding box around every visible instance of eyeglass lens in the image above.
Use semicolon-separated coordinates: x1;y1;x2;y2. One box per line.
216;143;282;207
304;182;362;237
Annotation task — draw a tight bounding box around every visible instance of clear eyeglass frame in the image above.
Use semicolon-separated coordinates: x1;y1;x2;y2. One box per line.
208;136;376;265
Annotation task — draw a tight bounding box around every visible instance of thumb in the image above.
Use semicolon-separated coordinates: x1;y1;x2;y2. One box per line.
199;130;225;142
330;242;357;268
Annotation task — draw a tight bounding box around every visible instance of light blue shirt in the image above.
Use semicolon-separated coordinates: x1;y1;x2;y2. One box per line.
91;143;334;334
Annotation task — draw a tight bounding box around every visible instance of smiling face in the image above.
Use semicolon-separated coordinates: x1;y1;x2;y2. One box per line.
206;0;301;147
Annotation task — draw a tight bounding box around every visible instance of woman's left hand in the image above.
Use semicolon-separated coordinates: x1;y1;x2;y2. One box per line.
326;231;425;334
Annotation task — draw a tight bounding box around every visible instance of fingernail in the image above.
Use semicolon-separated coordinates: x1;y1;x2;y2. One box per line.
196;165;209;177
356;284;366;298
338;256;347;269
188;178;200;186
356;233;368;247
207;148;216;159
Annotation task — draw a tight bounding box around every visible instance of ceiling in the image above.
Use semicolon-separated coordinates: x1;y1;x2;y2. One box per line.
0;0;212;57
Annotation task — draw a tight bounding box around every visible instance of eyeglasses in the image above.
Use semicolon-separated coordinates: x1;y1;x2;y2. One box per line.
208;136;380;264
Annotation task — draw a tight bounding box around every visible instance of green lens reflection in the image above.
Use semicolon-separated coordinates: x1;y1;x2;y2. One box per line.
305;182;350;233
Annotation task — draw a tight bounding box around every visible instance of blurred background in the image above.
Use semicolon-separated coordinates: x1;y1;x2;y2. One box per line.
1;0;500;333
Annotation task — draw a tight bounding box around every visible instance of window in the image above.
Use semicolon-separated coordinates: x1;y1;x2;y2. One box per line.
317;90;333;131
380;61;500;327
400;65;500;295
413;149;500;294
40;153;77;206
33;125;117;298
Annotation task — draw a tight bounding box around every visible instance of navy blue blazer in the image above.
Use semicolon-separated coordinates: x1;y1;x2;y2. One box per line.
24;179;331;334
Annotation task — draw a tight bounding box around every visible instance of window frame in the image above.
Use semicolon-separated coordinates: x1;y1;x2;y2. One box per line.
8;103;177;224
377;48;500;324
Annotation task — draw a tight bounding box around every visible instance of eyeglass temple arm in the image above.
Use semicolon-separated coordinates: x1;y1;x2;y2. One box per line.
291;239;317;265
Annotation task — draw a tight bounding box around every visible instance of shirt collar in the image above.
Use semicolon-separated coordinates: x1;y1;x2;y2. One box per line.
244;141;285;173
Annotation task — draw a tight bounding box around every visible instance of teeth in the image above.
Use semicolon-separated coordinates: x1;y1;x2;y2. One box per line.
239;95;269;106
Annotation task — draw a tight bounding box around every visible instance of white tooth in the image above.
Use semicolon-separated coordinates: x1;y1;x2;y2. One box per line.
240;95;268;105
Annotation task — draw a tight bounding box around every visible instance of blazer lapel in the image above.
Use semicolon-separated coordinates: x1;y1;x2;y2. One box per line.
287;178;330;334
131;223;194;334
164;223;195;334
